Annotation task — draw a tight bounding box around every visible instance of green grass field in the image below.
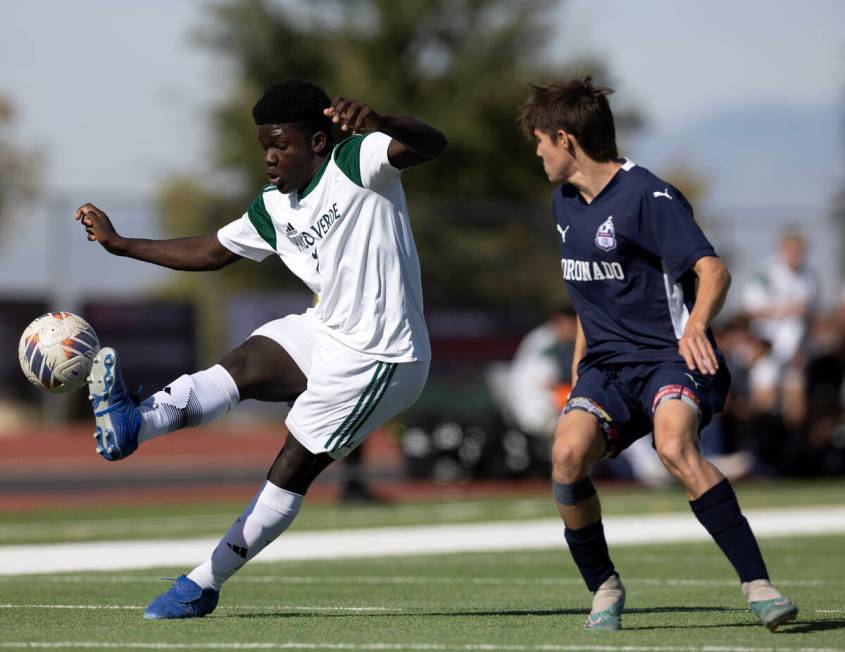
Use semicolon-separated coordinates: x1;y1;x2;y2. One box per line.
2;480;844;651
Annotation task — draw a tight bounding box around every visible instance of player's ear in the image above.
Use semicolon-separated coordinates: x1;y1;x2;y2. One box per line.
556;129;570;150
311;130;329;156
561;130;581;155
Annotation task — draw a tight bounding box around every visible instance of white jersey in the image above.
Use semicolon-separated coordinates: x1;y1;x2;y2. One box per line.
742;256;819;363
507;324;565;435
218;132;430;362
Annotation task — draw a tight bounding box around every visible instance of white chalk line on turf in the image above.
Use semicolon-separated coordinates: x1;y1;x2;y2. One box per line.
0;643;843;651
0;603;840;618
2;574;829;588
2;505;844;575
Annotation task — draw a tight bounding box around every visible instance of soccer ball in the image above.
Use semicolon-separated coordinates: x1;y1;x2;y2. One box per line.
18;312;100;394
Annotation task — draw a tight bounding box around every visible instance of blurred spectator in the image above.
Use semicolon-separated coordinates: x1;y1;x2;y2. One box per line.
742;228;819;434
742;229;820;364
747;336;779;415
800;302;845;474
505;306;577;439
714;316;764;459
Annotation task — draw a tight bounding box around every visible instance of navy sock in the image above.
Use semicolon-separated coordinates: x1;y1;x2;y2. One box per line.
689;479;769;583
564;519;617;592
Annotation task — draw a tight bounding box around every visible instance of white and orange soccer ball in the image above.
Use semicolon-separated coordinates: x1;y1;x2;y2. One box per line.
18;312;100;394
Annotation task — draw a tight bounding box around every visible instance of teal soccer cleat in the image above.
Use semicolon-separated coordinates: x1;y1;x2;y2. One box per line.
750;596;799;631
585;593;625;630
88;346;140;461
144;575;220;620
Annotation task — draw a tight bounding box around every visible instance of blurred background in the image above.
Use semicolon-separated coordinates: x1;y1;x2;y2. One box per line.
1;0;844;507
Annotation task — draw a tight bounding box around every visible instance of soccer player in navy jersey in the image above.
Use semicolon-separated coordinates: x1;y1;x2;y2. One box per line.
519;78;798;631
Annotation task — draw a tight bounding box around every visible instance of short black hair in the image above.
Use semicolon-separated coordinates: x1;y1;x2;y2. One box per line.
252;78;332;136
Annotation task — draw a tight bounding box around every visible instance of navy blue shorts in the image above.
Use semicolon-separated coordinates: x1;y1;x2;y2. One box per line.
563;360;731;458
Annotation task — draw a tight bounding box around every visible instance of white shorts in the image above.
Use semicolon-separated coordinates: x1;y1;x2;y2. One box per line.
250;310;429;459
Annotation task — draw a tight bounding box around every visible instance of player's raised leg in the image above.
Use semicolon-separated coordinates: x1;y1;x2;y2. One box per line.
87;335;305;462
652;397;798;631
552;408;625;630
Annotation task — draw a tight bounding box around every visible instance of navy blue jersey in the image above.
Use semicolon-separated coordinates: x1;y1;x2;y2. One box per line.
552;160;720;372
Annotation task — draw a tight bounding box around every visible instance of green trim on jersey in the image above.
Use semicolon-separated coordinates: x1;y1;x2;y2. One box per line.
247;191;277;250
299;152;332;200
333;134;366;187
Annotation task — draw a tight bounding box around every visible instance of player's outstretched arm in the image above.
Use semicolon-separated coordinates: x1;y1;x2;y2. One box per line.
323;97;447;170
75;202;241;271
678;255;731;375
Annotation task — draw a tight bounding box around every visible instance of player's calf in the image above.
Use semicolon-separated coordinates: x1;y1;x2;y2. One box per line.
554;476;623;630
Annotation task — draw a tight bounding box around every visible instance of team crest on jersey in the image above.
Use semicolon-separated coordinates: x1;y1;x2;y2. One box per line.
595;215;616;251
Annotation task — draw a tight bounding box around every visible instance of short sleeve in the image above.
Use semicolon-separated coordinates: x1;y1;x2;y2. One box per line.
217;191;278;261
217;215;275;261
638;183;716;281
360;131;400;189
333;132;399;190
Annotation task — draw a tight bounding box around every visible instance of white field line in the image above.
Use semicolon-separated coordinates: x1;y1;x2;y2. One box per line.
4;575;828;587
0;602;839;616
0;643;843;651
1;505;844;576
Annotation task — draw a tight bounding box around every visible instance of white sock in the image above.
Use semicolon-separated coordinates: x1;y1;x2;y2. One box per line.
138;365;239;443
188;482;303;591
591;574;625;613
742;579;781;602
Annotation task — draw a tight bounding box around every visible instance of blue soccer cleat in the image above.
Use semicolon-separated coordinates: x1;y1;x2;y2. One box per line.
750;596;799;631
144;575;220;620
88;346;140;461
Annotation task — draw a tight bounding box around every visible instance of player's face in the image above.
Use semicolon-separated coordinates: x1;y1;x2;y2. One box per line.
257;124;327;194
780;236;805;271
533;129;574;184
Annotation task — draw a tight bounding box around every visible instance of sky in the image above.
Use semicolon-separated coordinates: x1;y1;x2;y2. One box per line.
1;0;843;305
562;0;843;130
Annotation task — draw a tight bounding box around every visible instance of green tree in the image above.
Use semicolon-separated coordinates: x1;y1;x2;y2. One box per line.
0;96;38;231
161;0;641;312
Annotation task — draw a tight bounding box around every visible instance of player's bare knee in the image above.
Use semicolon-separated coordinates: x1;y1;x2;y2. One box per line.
655;431;700;477
552;437;593;482
219;337;306;401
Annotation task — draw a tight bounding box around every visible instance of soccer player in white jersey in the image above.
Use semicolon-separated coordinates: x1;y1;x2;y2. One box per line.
74;79;446;619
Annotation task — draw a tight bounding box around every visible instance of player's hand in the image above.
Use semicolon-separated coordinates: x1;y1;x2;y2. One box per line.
75;203;124;253
323;97;383;134
678;320;718;375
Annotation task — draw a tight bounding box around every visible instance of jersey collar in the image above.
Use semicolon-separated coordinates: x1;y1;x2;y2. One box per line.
577;157;636;206
298;148;334;200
